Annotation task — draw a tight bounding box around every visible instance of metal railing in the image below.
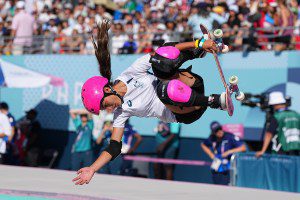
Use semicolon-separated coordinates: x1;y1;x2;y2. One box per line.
230;153;238;186
0;26;299;55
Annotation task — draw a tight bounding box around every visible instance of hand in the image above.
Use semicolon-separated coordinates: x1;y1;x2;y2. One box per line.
255;151;265;158
202;39;219;53
221;151;232;158
126;148;134;155
72;167;95;185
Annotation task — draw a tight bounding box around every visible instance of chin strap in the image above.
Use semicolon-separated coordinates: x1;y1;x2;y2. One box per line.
108;85;124;104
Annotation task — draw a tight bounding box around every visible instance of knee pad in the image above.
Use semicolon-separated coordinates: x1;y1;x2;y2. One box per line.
104;140;122;161
156;80;208;107
167;80;192;103
150;46;207;80
150;46;182;79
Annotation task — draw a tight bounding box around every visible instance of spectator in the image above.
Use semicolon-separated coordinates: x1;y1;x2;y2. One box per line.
188;3;227;38
0;17;6;54
63;28;85;54
92;107;114;144
11;1;36;55
177;18;192;42
96;117;142;175
23;109;41;167
274;0;295;51
0;102;16;164
154;121;180;180
69;109;94;171
165;21;180;42
111;23;128;54
152;23;169;49
0;102;15;142
120;119;142;175
96;113;121;174
162;2;178;23
256;92;300;157
0;104;11;164
201;121;246;185
120;31;137;54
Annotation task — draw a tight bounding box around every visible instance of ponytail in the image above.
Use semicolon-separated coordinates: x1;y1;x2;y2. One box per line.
92;19;112;82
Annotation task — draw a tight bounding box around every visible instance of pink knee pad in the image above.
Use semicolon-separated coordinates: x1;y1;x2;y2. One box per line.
155;46;180;59
167;80;192;103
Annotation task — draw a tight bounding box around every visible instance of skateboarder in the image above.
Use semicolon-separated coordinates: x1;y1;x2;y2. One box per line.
73;20;228;185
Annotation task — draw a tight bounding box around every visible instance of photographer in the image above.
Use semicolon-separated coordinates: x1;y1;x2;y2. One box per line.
201;121;246;185
256;92;300;157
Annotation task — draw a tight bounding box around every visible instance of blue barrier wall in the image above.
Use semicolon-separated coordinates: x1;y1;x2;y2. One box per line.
1;51;300;140
235;153;300;193
38;129;213;184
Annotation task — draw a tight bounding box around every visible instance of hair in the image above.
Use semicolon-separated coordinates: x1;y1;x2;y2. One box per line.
92;19;112;82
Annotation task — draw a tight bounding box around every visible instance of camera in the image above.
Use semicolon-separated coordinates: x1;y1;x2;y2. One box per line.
241;92;291;112
241;92;291;123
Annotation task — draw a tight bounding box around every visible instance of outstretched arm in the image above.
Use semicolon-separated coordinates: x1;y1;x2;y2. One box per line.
175;40;219;53
72;127;124;185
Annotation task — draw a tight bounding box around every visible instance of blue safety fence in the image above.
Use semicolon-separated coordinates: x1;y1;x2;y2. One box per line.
232;153;300;192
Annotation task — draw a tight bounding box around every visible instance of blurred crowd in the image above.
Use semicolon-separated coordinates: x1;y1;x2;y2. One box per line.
0;0;300;55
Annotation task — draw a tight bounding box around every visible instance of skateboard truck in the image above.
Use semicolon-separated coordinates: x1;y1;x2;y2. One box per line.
213;29;229;54
229;76;245;101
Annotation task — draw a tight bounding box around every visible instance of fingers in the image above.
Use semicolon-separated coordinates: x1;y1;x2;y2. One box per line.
72;175;81;182
73;176;88;185
77;169;83;174
75;179;85;185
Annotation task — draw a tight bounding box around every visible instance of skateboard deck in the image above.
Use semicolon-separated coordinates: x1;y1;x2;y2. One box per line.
200;24;234;116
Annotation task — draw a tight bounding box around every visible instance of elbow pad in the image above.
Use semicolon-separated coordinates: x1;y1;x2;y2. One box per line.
104;140;122;161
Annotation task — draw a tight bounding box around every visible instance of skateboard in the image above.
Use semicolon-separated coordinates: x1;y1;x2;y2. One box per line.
200;24;245;116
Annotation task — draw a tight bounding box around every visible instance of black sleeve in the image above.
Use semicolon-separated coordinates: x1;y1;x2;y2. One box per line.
266;116;278;135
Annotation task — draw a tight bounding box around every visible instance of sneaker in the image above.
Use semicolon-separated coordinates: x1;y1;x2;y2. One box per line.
208;92;227;110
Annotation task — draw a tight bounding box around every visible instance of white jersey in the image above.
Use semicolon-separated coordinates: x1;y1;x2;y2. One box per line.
0;113;11;154
113;54;177;128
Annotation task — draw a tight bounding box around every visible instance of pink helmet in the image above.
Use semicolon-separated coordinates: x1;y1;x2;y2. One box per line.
81;76;109;115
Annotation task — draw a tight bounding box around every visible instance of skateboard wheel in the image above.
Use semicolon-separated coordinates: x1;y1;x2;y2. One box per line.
222;45;229;53
236;92;245;101
213;29;223;38
229;76;238;85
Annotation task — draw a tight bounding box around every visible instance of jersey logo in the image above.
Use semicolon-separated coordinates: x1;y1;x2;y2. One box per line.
133;80;143;88
127;100;132;107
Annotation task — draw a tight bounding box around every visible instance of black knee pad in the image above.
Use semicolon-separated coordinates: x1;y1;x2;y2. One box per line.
150;47;206;80
104;140;122;161
156;80;208;107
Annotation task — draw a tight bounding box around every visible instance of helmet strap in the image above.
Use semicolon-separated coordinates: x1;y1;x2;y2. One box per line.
108;85;124;104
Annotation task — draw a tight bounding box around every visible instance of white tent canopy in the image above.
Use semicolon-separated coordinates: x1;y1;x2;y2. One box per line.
0;59;63;88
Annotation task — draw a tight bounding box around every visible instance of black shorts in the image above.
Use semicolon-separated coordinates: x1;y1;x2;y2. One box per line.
173;107;207;124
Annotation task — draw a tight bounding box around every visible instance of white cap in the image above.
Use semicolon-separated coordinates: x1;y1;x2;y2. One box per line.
229;5;239;13
157;23;166;30
64;3;73;9
269;91;286;105
16;1;25;9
